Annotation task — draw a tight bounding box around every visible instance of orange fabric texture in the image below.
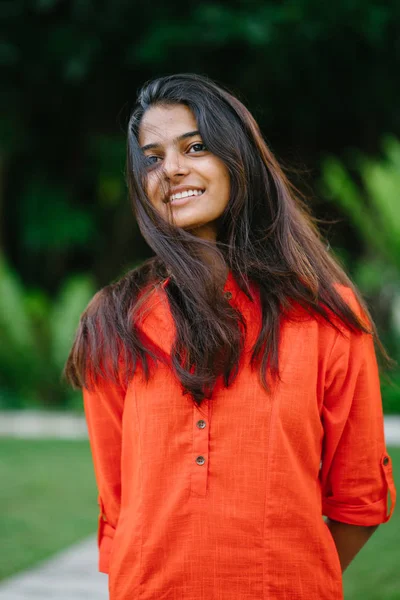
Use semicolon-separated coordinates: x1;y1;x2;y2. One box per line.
83;273;396;600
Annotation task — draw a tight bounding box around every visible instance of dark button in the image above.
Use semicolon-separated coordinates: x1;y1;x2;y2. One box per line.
196;419;206;429
383;456;390;466
196;455;205;465
224;291;233;300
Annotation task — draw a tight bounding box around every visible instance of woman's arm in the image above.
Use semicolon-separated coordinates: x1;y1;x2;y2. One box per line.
83;376;126;574
326;518;379;572
320;286;396;573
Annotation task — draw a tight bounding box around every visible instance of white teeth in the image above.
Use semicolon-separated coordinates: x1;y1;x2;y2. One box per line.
169;189;204;201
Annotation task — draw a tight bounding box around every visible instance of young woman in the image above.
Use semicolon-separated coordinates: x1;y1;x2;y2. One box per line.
65;73;396;600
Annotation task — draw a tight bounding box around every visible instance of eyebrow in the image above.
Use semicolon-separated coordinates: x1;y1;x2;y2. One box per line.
140;130;201;152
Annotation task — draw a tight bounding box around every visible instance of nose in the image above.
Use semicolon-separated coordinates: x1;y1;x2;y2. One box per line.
162;149;189;180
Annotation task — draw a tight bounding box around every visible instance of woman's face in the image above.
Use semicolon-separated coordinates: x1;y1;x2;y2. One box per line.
138;104;230;241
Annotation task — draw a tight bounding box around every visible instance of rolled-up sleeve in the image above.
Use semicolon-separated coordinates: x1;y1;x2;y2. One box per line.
83;377;126;573
320;287;397;526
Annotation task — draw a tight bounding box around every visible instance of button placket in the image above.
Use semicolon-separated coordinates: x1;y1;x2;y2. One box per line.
191;402;210;496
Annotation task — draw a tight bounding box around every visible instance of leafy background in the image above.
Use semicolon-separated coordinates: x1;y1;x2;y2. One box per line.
1;0;400;411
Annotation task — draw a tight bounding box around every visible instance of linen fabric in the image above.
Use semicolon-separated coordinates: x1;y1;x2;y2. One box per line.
83;272;396;600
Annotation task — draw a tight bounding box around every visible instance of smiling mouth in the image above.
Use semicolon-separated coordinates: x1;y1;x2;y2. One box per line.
165;189;205;203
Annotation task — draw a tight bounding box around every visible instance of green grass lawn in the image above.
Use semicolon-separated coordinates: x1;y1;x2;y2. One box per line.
0;438;97;581
0;439;399;599
343;446;400;600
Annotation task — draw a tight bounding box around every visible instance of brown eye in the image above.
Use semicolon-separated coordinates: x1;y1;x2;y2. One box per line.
188;143;207;153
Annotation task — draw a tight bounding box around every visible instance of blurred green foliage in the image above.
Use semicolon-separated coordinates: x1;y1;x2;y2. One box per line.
0;255;95;408
322;136;400;273
0;1;399;409
321;137;400;413
2;0;400;290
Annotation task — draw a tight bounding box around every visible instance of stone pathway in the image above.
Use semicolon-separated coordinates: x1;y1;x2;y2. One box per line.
0;536;107;600
0;410;89;439
1;411;399;599
383;415;400;446
1;410;400;445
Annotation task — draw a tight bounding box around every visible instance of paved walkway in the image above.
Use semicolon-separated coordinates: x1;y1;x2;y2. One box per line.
384;415;400;446
0;536;107;600
1;411;399;599
0;410;89;439
1;410;400;445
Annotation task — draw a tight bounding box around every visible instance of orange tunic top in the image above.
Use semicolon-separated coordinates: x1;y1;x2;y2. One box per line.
83;272;396;600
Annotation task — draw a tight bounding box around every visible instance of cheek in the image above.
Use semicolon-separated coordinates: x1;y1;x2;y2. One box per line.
205;160;230;194
214;167;230;202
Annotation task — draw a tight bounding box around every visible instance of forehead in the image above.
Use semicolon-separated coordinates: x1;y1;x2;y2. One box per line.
138;104;198;146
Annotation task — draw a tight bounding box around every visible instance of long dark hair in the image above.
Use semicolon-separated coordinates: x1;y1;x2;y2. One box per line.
64;73;394;406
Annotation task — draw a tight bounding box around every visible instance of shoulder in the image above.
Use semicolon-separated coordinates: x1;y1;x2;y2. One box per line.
82;259;165;320
283;281;371;355
332;282;359;309
281;282;361;326
331;282;371;329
